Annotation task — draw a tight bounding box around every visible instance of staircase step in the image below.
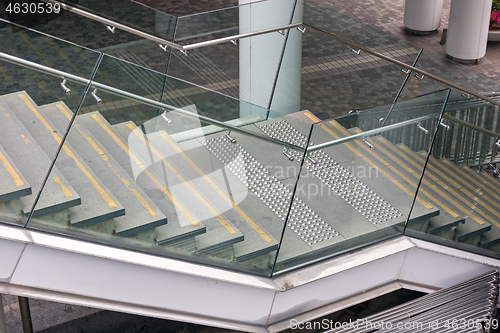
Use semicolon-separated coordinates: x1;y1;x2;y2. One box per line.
233;232;278;262
371;137;492;242
479;228;500;249
195;228;244;254
394;143;500;227
40;104;167;236
155;224;206;246
427;215;465;236
1;92;126;227
0;144;31;203
444;160;500;198
332;124;491;244
455;220;491;244
0;94;81;217
113;121;279;258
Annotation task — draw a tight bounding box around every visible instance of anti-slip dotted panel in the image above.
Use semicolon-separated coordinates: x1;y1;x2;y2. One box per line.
259;120;403;225
204;136;339;245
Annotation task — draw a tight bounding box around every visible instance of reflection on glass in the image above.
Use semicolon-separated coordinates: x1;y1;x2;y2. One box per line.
19;50;318;275
175;0;299;44
169;0;299;101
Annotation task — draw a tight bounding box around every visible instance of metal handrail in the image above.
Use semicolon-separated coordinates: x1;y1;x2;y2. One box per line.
0;51;306;152
307;113;440;152
183;23;303;50
42;0;182;50
443;114;500;138
37;1;500;109
41;0;302;52
0;50;446;155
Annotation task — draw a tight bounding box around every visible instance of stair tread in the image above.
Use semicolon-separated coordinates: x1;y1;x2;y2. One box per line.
0;94;81;217
233;231;278;262
41;105;167;236
2;93;126;227
155;223;206;246
195;228;244;254
454;220;492;242
479;227;500;249
0;143;31;203
370;136;489;225
427;214;465;235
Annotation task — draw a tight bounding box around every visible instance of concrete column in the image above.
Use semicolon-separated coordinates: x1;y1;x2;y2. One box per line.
0;295;6;333
446;0;493;62
18;297;33;333
404;0;444;33
239;0;303;118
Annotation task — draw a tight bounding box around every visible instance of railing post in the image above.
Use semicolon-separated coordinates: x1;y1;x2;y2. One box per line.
18;297;33;333
0;295;6;333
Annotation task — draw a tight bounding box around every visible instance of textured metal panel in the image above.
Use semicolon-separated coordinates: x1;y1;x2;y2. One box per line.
259;120;403;225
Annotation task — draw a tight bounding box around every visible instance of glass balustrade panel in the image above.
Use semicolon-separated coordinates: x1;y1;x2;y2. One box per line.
272;89;451;274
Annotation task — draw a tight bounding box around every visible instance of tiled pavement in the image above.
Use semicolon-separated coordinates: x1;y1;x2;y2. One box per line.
2;0;500;331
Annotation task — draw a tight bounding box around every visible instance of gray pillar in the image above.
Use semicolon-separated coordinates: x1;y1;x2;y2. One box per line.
239;0;303;118
18;297;33;333
0;295;6;333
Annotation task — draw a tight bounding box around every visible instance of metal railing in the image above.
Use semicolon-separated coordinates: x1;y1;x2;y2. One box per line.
0;51;306;152
0;51;451;157
41;0;303;53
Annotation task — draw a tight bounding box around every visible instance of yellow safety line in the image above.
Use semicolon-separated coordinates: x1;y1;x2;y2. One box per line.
399;146;462;189
43;37;85;77
325;121;435;210
51;176;73;197
0;150;24;186
426;154;500;209
157;130;273;243
0;65;11;82
303;111;321;123
19;134;30;145
92;113;214;226
55;104;164;220
18;32;53;68
18;95;118;208
458;163;500;195
124;123;238;235
376;136;493;226
0;36;50;94
398;149;500;226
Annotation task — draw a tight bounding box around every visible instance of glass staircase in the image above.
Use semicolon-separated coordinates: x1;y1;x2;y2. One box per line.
0;0;500;279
